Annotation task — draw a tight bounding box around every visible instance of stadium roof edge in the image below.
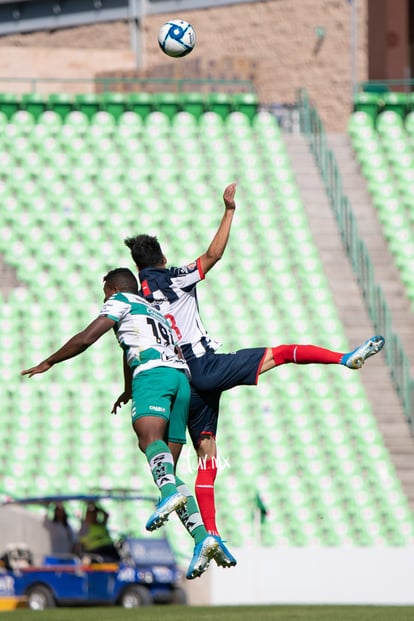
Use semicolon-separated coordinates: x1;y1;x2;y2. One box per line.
0;0;262;36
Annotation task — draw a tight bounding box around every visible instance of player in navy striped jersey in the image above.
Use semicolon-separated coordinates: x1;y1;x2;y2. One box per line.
21;267;220;580
122;184;385;566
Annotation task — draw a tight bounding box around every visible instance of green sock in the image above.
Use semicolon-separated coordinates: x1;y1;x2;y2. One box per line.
175;476;208;545
145;440;177;500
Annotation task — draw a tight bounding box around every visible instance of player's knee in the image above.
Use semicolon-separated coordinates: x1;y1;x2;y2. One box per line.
137;438;148;453
197;433;216;457
271;344;295;366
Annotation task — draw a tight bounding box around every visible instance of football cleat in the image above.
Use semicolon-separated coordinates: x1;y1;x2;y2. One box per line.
145;492;187;532
341;335;385;369
211;536;237;568
186;535;219;580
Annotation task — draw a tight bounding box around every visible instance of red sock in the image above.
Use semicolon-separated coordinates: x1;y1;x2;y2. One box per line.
195;458;219;536
272;344;343;366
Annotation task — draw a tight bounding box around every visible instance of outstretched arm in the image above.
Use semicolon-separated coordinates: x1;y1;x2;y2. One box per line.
198;182;236;276
21;316;116;377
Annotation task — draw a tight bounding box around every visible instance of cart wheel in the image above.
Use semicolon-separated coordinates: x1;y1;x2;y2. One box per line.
171;586;188;605
27;585;56;610
119;585;152;607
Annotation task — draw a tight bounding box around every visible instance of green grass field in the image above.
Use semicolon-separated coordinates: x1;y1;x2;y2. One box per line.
2;606;414;621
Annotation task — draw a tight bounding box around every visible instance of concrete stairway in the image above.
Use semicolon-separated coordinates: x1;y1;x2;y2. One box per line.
328;133;414;359
284;133;414;510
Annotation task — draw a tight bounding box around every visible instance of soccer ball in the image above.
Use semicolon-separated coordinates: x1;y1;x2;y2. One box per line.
158;19;196;58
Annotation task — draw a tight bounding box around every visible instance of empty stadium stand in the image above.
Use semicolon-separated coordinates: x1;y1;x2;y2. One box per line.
1;92;413;558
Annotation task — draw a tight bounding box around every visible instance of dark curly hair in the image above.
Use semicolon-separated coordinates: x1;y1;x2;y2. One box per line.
124;234;164;270
103;267;138;293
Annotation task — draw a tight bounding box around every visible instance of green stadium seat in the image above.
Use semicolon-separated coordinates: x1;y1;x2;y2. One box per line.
353;91;382;124
347;111;374;139
47;93;73;120
118;140;146;163
64;110;89;132
145;111;170;136
381;91;408;119
92;140;120;165
406;91;414;114
59;136;88;160
351;133;382;158
0;93;20;119
127;92;153;120
227;113;252;142
356;150;387;174
376;110;404;138
37;110;62;134
74;93;101;120
153;92;180;121
364;164;393;188
172;110;198;132
117;111;143;137
180;92;205;120
21;92;47;120
90;111;116;136
0;110;7;130
206;92;233;119
254;111;283;142
10;110;35;132
100;92;128;121
58;124;82;143
199;112;225;138
404;110;414;136
232;92;258;122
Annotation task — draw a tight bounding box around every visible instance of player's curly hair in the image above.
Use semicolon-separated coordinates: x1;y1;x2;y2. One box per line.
124;234;164;269
103;267;138;293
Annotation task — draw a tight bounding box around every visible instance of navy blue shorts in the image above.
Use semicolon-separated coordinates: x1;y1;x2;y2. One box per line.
187;347;266;447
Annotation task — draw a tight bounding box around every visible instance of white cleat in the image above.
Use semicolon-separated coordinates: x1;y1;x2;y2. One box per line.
145;492;187;532
341;335;385;369
186;535;219;580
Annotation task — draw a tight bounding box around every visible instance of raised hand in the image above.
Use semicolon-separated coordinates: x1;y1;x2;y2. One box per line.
223;183;236;211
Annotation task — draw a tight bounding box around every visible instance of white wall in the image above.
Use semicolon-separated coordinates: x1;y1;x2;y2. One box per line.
0;506;52;563
201;547;414;605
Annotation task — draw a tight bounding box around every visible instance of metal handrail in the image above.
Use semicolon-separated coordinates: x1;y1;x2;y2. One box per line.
358;79;414;93
0;76;256;94
297;89;414;429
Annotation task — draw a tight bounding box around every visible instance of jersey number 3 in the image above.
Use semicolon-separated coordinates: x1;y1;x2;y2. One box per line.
165;314;182;340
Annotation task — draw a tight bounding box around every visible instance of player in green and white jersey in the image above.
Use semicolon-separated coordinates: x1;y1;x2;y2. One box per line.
21;267;219;580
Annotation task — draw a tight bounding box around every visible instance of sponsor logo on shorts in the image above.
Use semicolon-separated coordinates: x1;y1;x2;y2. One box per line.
149;405;166;412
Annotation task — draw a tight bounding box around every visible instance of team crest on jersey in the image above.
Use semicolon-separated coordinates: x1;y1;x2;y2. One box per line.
178;262;197;274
